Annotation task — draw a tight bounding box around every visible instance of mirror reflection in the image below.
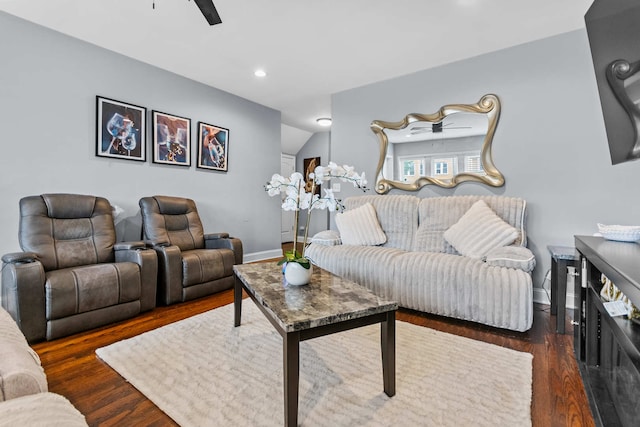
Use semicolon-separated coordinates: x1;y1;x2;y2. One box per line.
371;94;504;193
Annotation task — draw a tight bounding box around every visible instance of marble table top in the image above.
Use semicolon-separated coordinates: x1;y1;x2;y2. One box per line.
547;245;579;261
233;263;398;333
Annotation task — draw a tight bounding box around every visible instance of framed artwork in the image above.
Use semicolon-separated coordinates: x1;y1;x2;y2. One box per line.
152;111;191;166
197;122;229;172
304;157;321;195
96;96;146;161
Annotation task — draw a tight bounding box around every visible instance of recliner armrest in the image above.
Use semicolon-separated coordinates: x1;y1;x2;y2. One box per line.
148;245;183;305
1;259;46;343
114;246;158;312
205;235;243;265
2;252;39;264
144;239;171;248
204;232;230;240
114;241;146;251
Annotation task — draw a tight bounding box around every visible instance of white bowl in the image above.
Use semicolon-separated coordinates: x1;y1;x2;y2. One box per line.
597;223;640;242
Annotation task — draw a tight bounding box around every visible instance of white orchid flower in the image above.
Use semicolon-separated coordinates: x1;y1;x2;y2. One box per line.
265;173;289;196
298;191;313;210
289;172;305;186
285;184;300;198
281;197;299;211
313;165;326;183
265;162;367;261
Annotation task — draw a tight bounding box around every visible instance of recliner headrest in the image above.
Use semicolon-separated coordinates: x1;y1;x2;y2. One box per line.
42;194;103;219
153;195;197;215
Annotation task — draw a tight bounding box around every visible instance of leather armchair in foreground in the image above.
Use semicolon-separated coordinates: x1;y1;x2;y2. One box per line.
139;195;243;305
1;194;158;343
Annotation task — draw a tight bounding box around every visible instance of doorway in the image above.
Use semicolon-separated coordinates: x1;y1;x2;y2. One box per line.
280;153;296;243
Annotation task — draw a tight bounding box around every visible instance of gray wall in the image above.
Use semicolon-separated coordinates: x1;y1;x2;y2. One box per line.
0;12;282;262
296;132;331;241
331;29;640;301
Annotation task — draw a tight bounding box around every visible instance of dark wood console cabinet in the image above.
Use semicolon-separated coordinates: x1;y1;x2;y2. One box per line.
574;235;640;427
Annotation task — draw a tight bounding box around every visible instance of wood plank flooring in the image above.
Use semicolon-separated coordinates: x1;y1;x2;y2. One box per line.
32;272;594;426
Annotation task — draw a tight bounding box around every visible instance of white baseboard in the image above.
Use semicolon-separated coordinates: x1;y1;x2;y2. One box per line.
533;288;550;305
243;249;282;263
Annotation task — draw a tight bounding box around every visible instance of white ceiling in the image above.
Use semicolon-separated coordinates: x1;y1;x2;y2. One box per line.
0;0;592;152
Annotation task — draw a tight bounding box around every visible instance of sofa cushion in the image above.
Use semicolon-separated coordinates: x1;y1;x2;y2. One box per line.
443;200;518;259
335;203;387;246
310;230;341;246
484;246;536;272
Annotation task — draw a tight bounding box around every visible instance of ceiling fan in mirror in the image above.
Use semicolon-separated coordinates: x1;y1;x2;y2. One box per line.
152;0;222;26
410;122;472;135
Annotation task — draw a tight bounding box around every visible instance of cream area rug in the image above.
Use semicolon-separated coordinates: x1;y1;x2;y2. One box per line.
96;302;532;426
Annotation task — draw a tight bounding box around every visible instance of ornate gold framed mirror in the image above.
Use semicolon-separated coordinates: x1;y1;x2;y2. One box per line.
371;94;504;194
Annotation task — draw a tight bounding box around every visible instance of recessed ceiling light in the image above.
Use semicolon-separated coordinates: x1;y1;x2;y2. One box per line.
254;69;267;77
316;118;332;127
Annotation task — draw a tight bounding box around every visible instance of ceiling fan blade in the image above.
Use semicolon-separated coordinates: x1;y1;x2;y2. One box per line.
193;0;222;25
410;128;432;134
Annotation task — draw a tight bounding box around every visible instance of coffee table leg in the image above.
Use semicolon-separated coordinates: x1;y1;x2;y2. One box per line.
234;275;242;327
381;310;396;397
284;331;300;427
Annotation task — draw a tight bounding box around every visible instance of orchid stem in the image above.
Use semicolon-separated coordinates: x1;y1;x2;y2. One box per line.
301;181;315;258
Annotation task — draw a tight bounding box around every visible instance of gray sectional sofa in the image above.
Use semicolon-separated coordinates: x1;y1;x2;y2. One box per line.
305;194;535;332
0;306;87;426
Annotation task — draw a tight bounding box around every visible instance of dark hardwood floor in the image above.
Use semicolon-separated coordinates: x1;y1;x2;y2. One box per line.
32;259;595;427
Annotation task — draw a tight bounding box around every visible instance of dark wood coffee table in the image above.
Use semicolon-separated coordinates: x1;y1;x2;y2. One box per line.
233;263;397;427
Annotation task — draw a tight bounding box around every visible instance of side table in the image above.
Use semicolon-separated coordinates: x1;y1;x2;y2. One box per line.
547;245;579;333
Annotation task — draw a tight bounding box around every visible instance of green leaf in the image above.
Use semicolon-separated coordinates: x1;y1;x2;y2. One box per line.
277;256;311;269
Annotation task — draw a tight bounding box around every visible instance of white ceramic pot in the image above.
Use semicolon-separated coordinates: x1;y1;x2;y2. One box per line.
284;262;313;286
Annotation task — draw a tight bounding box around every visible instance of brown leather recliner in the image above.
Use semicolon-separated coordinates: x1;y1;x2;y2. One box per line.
139;195;243;305
1;194;158;343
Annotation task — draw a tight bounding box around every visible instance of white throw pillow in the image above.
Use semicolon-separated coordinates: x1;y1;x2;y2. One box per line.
443;200;518;259
484;246;536;272
335;202;387;246
310;230;342;246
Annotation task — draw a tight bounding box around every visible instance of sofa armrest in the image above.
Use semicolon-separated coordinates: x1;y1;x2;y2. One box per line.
1;259;46;344
309;230;342;246
0;307;48;401
0;392;88;425
484;245;536;273
114;246;158;312
205;235;243;265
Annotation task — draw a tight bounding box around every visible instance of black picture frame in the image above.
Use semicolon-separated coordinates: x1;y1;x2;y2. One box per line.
196;121;229;172
96;96;146;162
152;110;191;166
